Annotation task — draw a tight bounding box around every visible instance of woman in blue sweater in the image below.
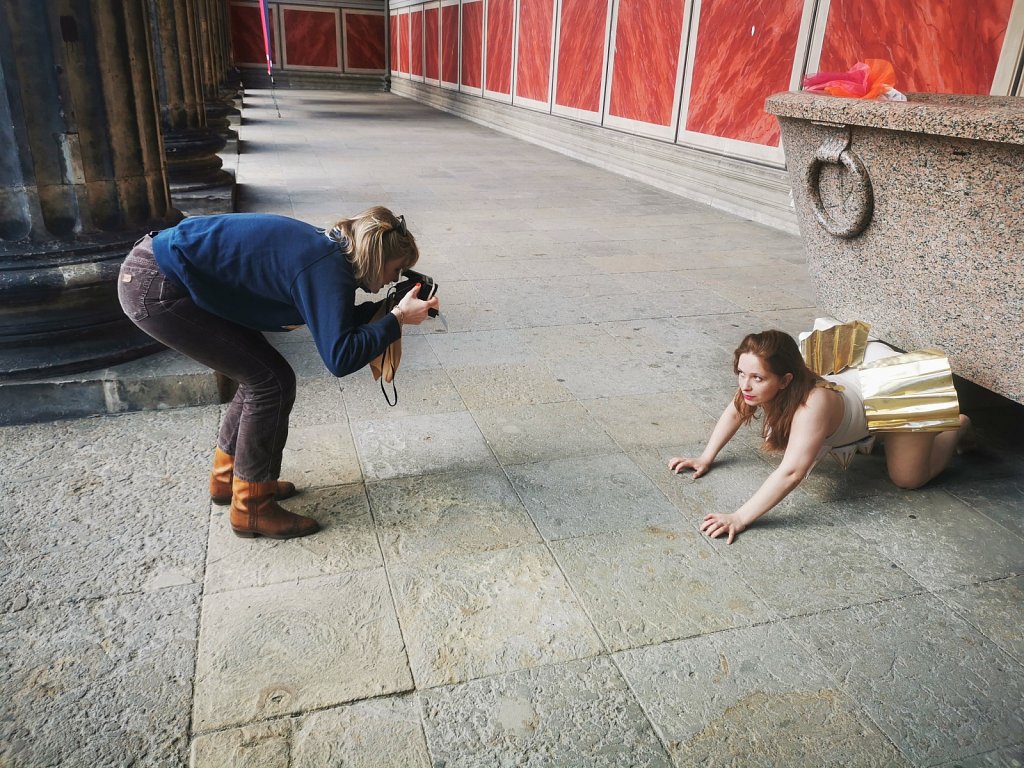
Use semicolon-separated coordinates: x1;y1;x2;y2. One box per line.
117;207;439;539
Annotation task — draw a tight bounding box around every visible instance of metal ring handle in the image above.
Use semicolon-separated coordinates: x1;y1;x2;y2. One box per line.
806;143;874;239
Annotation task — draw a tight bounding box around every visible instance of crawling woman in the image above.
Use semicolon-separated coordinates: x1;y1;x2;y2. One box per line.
669;326;971;544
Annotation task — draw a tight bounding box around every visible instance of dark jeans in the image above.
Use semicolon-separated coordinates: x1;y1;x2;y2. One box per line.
117;235;295;482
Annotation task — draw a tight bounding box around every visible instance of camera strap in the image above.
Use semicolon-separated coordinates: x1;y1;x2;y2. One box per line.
379;345;398;406
378;285;400;406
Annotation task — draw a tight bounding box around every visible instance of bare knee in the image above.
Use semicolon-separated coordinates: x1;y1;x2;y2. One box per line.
883;432;938;490
889;472;929;490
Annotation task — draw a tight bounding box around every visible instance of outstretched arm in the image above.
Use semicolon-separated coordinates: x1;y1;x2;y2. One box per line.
668;399;744;478
701;391;832;543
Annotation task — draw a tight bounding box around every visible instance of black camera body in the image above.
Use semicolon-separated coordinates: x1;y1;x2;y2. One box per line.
393;268;439;317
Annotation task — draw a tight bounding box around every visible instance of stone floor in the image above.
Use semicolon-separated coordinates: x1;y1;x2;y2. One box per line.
2;89;1023;767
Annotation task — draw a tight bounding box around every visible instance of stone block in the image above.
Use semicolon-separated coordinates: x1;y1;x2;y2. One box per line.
551;525;773;651
472;400;619;465
767;92;1024;403
420;657;672;767
0;587;200;767
367;468;541;566
204;483;382;594
616;622;908;766
786;593;1024;765
191;570;412;731
505;452;681;540
388;544;602;687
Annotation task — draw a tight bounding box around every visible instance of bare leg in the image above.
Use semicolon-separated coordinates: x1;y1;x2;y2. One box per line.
883;415;971;489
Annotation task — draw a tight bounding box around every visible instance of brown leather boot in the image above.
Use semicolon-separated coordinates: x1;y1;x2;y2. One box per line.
229;478;320;539
209;447;297;505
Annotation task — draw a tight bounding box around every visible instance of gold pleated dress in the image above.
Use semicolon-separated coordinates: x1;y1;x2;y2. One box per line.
799;318;961;469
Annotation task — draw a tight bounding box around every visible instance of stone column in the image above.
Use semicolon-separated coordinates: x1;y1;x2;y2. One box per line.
199;0;240;127
149;0;235;215
0;1;183;380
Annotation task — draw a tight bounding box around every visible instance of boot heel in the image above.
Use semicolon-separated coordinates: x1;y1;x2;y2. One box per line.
231;528;258;538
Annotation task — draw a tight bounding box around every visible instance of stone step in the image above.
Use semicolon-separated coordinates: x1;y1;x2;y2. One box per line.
0;350;227;426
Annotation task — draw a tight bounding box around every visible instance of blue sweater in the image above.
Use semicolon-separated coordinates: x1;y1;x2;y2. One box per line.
152;213;400;377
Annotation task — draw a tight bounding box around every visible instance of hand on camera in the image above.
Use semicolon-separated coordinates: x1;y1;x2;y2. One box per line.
394;284;440;326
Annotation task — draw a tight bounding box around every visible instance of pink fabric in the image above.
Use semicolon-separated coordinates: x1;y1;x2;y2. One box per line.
803;59;895;99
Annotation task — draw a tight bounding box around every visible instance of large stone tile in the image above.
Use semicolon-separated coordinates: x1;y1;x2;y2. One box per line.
582;253;677;274
551;525;773;651
1;586;200;767
945;474;1024;540
505;452;681;540
643;342;739;389
191;720;290;768
580;288;743;322
289;377;346;427
427;328;531;367
581;392;713;450
192;695;431;768
458;257;548;280
489;292;595;329
787;593;1024;765
277;341;331;379
281;422;362;488
427;300;514;332
599;317;733;360
671;311;764;348
388;544;602;687
544;353;682;399
633;445;811;521
0;408;215;610
192;570;412;731
520;322;623;360
616;623;908;767
352;411;496;480
340;367;464;420
761;446;899;502
711;500;926;617
933;744;1024;767
676;379;748;419
447;362;573;409
368;468;541;566
419;656;672;767
938;576;1024;663
389;332;444;371
753;307;824;336
205;483;382;593
290;695;431;767
698;278;813;313
473;400;618;466
834;490;1024;590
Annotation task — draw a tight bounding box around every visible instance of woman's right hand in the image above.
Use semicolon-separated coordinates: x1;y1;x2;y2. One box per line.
668;456;711;478
394;285;440;326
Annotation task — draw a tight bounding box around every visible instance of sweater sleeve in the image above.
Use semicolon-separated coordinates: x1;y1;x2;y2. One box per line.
290;258;401;377
353;298;385;326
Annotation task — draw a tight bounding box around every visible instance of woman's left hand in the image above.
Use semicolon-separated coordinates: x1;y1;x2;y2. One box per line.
394;284;440;325
700;512;747;544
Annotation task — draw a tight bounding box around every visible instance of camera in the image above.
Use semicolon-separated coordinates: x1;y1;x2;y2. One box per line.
392;268;439;317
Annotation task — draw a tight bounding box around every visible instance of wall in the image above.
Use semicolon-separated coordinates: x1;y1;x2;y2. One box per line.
386;0;1024;229
228;0;1024;229
229;0;387;76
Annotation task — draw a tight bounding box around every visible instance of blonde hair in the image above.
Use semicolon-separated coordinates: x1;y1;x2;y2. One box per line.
328;206;419;287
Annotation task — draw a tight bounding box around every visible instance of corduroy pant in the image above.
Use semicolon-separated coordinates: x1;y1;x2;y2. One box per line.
117;235;295;482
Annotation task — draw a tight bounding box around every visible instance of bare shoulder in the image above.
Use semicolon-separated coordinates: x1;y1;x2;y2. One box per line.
795;384;842;430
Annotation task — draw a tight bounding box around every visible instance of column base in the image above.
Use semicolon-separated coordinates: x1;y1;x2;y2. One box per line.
170;175;237;216
0;236;176;380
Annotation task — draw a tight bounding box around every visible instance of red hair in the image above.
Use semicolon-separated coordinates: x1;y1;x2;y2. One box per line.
732;330;821;451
